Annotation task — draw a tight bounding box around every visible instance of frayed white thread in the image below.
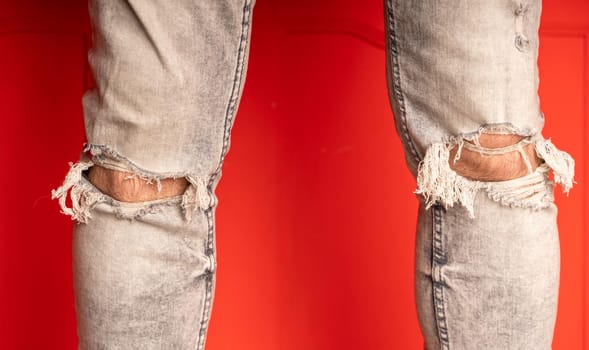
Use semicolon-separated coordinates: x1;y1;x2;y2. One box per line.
485;164;553;209
181;183;197;221
416;136;574;219
195;177;210;208
535;139;575;194
472;135;482;147
416;143;482;218
182;176;212;221
51;161;102;223
85;143;177;192
121;173;163;192
52;158;214;223
461;136;533;155
453;140;465;164
517;143;534;174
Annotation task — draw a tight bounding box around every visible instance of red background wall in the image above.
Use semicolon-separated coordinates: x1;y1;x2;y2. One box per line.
0;1;587;349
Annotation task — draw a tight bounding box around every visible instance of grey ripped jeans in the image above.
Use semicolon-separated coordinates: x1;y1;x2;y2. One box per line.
52;0;574;349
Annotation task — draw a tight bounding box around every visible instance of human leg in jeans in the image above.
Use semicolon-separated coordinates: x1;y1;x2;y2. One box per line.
51;0;576;349
52;0;255;348
384;1;574;349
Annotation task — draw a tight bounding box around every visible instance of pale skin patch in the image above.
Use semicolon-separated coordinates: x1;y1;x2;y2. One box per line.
449;134;542;182
87;165;189;202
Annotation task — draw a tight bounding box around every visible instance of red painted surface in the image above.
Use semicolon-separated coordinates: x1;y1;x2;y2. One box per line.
0;1;586;349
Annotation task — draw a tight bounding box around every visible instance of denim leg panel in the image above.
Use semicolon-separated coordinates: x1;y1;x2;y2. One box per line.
385;1;571;349
52;1;255;349
72;179;218;350
415;194;560;350
385;0;545;164
384;0;574;215
83;0;255;177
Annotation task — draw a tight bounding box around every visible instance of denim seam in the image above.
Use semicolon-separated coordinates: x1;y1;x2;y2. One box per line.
384;0;421;164
195;2;253;347
432;205;450;350
196;208;217;350
212;0;253;183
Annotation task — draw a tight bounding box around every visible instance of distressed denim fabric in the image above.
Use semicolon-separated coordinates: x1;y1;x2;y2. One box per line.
52;0;255;349
51;0;575;349
385;0;574;349
413;191;560;350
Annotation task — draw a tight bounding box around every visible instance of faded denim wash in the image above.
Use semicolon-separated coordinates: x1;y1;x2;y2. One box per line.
52;0;574;349
53;0;255;349
385;1;573;349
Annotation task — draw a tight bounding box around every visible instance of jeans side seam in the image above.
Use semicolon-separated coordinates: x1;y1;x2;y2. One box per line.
211;0;253;183
384;0;421;164
196;3;253;348
196;208;217;350
432;205;450;350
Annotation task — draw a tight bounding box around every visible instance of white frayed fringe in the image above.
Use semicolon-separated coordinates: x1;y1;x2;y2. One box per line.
182;176;211;221
51;161;213;223
51;161;98;223
416;138;575;218
415;143;481;218
535;139;575;194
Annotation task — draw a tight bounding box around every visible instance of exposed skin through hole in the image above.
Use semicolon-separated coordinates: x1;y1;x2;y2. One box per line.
86;135;539;202
449;134;542;182
87;165;190;203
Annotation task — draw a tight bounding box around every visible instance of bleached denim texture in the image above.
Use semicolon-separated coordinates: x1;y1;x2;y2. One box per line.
52;0;575;349
52;0;255;349
385;1;573;349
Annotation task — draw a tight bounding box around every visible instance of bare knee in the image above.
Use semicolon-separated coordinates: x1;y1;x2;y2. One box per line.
448;134;541;182
87;165;189;202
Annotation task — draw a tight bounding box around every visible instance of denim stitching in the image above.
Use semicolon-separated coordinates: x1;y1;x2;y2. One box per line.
196;208;217;350
432;205;450;349
384;0;421;164
196;2;253;346
214;0;253;178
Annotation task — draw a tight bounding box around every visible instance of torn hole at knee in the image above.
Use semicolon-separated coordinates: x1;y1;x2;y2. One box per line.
86;165;190;203
51;145;216;223
448;134;541;182
415;131;574;218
